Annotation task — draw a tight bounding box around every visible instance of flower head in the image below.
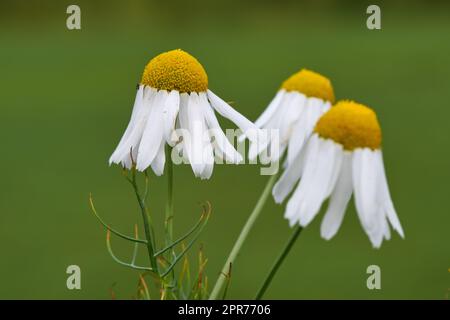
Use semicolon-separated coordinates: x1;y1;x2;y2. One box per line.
245;68;334;165
109;49;257;179
281;69;335;103
315;100;381;150
273;100;404;248
141;49;208;93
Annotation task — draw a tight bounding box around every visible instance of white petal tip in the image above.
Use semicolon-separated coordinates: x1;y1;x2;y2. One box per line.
272;194;284;204
151;167;164;176
320;231;334;241
287;218;297;228
135;164;148;172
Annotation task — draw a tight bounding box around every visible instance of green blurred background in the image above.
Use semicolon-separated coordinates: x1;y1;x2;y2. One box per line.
0;0;449;299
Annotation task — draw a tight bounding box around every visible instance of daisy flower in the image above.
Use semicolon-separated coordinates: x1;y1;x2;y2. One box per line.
109;49;257;179
246;69;335;164
273;100;404;248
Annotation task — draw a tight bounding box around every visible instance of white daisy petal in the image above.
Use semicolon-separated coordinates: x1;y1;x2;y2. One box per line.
284;185;303;227
150;139;166;176
162;90;180;146
248;92;301;161
286;114;308;166
178;93;208;177
353;149;385;247
115;87;157;165
200;142;214;179
136;90;166;171
284;134;321;224
199;93;243;164
248;139;261;161
109;85;145;165
279;92;306;142
273;145;307;204
254;90;286;128
285;98;329;167
207;89;258;141
352;149;368;228
177;93;190;162
376;151;404;238
298;138;343;227
382;216;391;240
238;90;286;144
320;152;353;240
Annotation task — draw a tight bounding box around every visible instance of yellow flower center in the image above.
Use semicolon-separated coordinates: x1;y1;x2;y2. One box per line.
281;69;335;103
141;49;208;93
314;100;382;151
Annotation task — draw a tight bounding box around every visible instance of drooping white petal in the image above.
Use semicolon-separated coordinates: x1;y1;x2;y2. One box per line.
150;139;166;176
272;145;306;204
286;115;308;166
109;85;145;165
286;98;329;166
122;144;138;169
382;216;391;240
305;98;331;130
284;134;321;224
247;92;302;162
199;93;243;164
199;141;214;179
270;142;287;163
254;90;286;128
162;90;180;146
287;98;319;163
178;93;209;177
113;86;157;166
297;138;343;227
320;152;353;240
376;151;404;238
177;93;190;162
237;90;286;144
207;89;259;141
353;148;385;248
353;149;367;228
248;139;260;161
278;92;306;143
136;90;167;171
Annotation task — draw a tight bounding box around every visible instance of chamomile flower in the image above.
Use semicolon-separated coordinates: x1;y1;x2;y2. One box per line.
109;49;257;179
273;101;404;248
246;69;335;164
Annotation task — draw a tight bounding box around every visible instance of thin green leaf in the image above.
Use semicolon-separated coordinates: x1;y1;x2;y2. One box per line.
154;208;208;257
106;230;153;272
160;209;210;278
131;224;139;265
90;194;147;244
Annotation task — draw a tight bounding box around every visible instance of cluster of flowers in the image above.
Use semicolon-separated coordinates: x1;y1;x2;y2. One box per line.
110;49;404;249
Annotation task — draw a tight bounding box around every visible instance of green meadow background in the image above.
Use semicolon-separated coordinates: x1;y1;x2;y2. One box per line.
0;0;449;299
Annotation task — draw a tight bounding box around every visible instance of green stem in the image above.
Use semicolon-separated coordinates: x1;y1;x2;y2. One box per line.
209;173;279;300
131;169;158;272
165;145;174;245
163;146;176;293
255;225;303;300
